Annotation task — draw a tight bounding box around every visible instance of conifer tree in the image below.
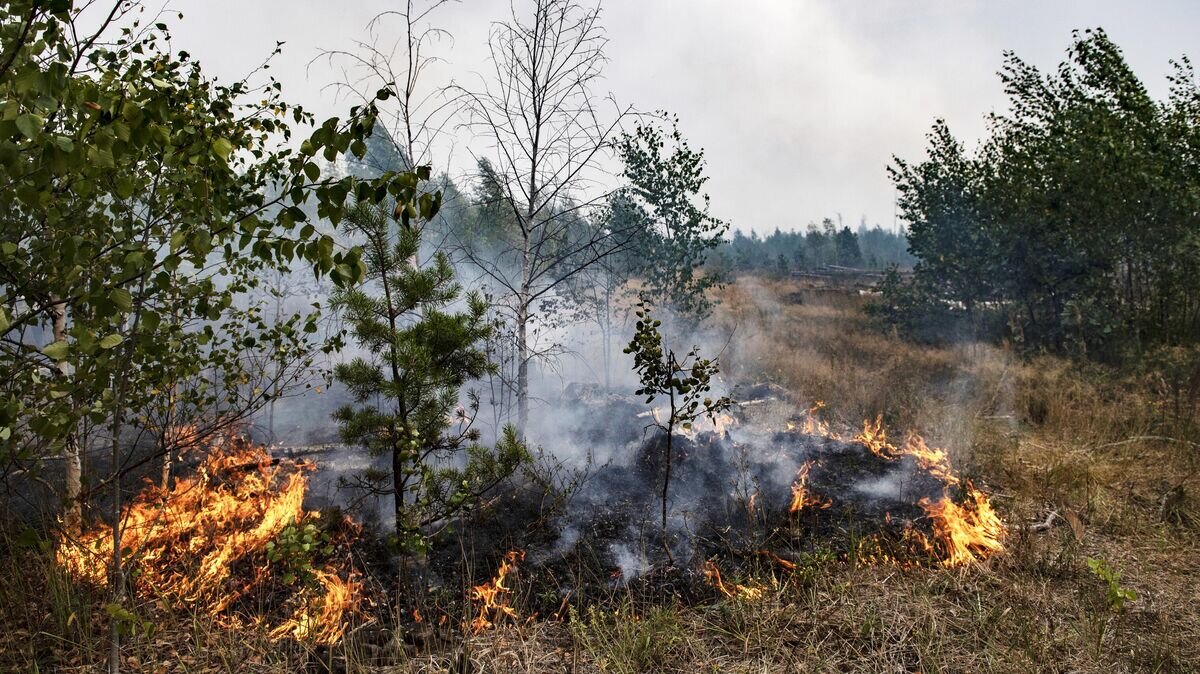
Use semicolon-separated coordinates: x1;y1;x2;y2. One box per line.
332;173;526;555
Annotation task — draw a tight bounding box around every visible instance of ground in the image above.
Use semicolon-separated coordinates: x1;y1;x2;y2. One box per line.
2;277;1197;673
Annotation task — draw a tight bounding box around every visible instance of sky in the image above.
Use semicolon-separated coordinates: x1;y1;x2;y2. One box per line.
166;0;1200;234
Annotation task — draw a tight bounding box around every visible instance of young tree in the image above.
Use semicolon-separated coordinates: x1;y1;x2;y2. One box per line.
616;115;729;322
331;182;526;561
625;300;731;551
889;120;997;318
457;0;636;434
322;0;460;176
0;4;396;669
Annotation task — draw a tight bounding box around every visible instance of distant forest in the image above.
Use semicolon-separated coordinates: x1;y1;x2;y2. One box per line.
709;220;914;276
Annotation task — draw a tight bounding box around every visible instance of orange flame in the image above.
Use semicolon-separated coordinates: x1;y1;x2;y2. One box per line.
269;570;362;645
470;550;525;632
789;401;840;438
702;560;764;600
919;482;1004;568
756;549;797;571
56;438;361;643
788;461;832;513
856;416;958;484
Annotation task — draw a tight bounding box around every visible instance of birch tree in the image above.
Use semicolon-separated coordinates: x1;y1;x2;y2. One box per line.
321;1;459;177
457;0;636;434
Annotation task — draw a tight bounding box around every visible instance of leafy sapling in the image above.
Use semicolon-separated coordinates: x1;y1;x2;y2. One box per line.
1087;557;1138;611
624;300;733;553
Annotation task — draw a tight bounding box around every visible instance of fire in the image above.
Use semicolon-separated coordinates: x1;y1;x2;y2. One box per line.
788;460;832;513
855;414;891;457
855;416;957;484
708;411;739;435
784;408;1005;568
756;549;797;571
899;433;958;484
702;560;764;600
470;549;525;632
919;482;1004;568
56;438;361;643
856;417;1003;566
269;570;362;645
788;401;839;438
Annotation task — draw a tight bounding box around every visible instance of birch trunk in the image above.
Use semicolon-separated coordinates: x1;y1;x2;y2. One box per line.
50;300;82;536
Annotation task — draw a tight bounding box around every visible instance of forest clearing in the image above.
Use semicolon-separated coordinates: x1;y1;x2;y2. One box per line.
1;1;1198;672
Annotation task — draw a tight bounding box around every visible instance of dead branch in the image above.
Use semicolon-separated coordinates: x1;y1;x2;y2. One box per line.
1028;509;1061;533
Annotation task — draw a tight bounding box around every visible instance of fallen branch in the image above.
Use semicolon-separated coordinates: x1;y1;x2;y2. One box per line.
1029;510;1061;533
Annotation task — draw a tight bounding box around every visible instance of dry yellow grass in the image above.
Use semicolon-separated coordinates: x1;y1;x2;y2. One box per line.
3;276;1197;673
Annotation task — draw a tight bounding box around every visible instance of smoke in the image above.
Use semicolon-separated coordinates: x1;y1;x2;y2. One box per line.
609;541;651;581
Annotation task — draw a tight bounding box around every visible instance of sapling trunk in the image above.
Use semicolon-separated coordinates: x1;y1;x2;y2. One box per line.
51;300;82;537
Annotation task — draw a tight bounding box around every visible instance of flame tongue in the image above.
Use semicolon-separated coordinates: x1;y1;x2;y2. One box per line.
919;482;1005;567
788;460;832;514
470;549;525;632
854;416;957;483
702;560;764;600
56;437;361;644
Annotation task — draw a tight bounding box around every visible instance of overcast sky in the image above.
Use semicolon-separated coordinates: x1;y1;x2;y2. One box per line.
168;0;1198;234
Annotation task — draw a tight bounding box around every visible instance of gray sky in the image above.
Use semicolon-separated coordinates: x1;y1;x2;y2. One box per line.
169;0;1198;234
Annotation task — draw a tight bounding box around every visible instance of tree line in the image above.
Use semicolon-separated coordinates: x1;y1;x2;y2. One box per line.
872;29;1200;359
709;219;914;277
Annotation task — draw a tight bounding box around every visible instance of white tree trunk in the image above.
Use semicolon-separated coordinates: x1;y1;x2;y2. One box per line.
516;299;530;437
50;300;82;536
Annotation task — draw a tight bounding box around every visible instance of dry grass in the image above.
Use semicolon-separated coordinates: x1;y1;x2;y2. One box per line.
3;276;1198;673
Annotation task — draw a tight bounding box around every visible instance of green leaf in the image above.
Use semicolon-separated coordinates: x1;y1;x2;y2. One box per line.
211;137;233;161
42;341;69;361
115;176;136;199
109;288;133;312
98;333;123;350
15;113;43;139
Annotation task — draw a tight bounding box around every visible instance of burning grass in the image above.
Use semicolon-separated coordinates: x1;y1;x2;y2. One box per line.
470;549;526;632
56;437;364;646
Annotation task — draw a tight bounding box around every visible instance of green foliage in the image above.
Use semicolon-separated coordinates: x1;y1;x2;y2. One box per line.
625;302;730;420
104;602;154;638
265;519;334;587
1087;557;1138;611
885;29;1200;357
616;114;728;322
332;193;527;554
0;1;400;467
625;300;732;532
864;268;974;343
